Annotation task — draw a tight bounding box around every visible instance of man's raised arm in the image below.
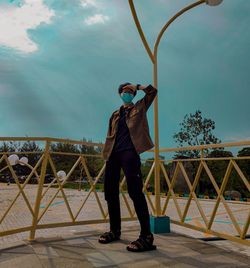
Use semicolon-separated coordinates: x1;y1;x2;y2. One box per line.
137;84;157;111
121;83;157;110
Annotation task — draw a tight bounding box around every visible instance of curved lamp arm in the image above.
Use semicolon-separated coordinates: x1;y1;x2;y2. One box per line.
154;0;205;58
128;0;155;63
128;0;223;65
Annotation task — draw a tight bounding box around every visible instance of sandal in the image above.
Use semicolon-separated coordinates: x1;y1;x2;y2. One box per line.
126;234;156;252
98;230;121;244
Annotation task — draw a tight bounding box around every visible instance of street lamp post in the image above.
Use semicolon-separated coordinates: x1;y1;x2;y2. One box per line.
128;0;223;222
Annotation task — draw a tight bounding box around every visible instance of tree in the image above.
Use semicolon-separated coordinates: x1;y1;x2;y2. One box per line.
173;110;222;195
208;150;233;158
238;147;250;157
0;141;20;153
173;110;221;158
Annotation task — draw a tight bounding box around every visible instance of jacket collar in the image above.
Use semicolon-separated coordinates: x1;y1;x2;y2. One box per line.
113;103;135;116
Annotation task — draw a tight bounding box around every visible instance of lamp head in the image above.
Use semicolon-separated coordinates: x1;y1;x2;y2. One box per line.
206;0;223;6
8;154;19;166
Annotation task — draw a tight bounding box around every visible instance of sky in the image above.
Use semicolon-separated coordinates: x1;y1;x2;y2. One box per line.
0;0;249;154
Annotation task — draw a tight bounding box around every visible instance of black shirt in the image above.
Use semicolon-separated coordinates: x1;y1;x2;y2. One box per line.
112;106;135;153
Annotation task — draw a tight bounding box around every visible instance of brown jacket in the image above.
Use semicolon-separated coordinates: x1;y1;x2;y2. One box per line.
102;85;157;161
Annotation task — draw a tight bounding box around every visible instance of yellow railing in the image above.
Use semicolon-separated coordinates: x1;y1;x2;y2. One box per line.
148;140;250;246
0;137;249;246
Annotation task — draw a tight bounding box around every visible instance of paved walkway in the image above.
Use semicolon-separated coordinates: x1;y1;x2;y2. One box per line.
0;226;250;268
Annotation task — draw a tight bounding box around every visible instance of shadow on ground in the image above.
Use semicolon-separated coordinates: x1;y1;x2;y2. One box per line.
0;228;250;268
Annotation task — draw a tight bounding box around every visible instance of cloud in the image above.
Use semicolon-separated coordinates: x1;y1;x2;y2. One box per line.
80;1;110;26
80;0;98;8
0;0;55;53
84;13;109;25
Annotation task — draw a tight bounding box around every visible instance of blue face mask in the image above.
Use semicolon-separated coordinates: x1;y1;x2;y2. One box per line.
121;92;134;104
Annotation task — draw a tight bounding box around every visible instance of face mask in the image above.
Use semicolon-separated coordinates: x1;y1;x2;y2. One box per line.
121;92;134;104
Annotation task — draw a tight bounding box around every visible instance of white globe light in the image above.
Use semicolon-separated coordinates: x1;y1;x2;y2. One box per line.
57;170;66;179
206;0;223;6
19;157;28;166
8;154;19;166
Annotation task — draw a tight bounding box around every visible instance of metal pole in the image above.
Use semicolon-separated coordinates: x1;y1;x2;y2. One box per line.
153;57;161;216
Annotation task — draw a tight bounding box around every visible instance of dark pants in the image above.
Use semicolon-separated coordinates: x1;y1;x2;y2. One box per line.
104;148;151;236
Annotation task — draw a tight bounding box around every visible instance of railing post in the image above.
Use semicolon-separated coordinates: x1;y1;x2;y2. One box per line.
201;149;204;159
29;141;50;241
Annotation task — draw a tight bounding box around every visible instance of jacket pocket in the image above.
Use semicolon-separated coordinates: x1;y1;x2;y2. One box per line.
103;135;114;153
129;108;141;118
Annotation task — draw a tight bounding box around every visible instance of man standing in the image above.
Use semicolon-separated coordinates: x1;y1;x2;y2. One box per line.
99;82;157;252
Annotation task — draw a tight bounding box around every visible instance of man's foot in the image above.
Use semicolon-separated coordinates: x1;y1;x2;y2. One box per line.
126;233;156;252
98;230;121;244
